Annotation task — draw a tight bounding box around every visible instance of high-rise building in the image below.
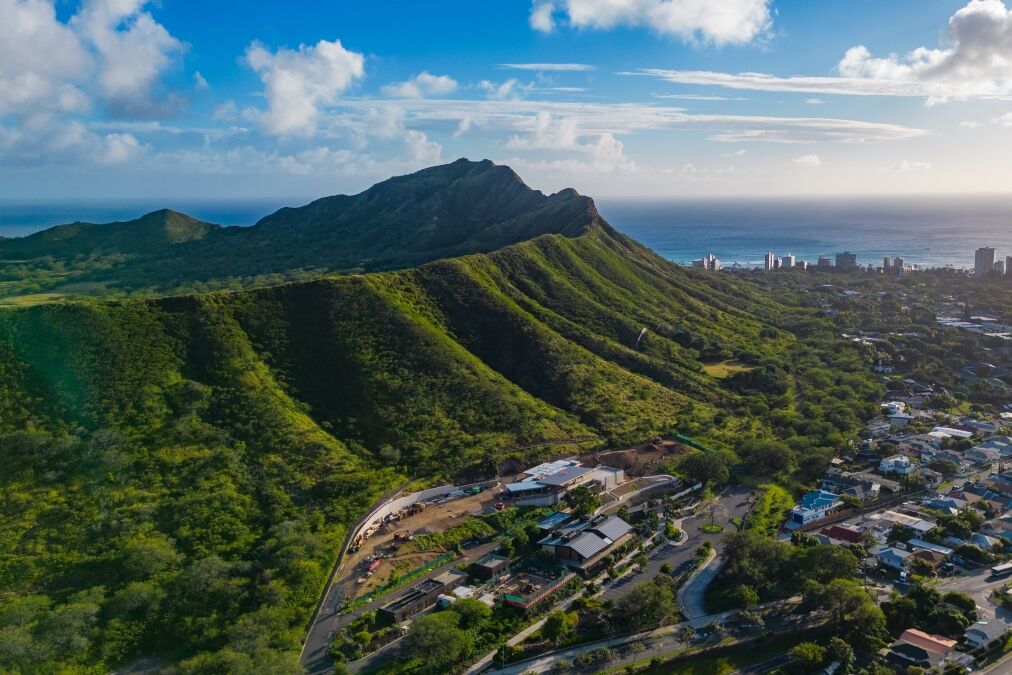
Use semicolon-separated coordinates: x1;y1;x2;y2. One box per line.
1006;256;1012;276
782;253;796;269
692;253;721;270
764;251;775;271
795;260;808;270
893;256;904;270
883;256;892;270
975;247;996;277
995;260;1006;275
835;251;857;270
817;256;833;268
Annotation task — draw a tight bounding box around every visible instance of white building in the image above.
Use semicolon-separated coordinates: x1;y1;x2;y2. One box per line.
879;454;915;476
789;490;843;527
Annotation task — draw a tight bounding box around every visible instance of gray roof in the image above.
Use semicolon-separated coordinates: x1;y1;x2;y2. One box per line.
538;466;592;486
566;532;610;560
591;515;633;541
966;621;1008;641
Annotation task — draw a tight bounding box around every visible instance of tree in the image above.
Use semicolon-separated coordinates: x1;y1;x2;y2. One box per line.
790;642;827;672
449;598;491;629
736;584;759;609
563;486;601;517
406;611;473;672
826;637;855;674
542;610;578;645
613;581;677;631
806;579;887;654
677;451;729;487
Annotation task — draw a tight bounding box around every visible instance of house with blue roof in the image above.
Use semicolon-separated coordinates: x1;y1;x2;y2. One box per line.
789;490;844;527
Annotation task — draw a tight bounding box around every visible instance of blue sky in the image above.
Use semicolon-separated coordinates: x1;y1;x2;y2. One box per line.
4;0;1012;199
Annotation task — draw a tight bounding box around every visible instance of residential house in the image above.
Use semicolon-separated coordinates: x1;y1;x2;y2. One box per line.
965;621;1009;650
880;454;915;476
876;546;912;570
789;490;844;527
933;426;976;440
887;629;957;670
821;471;896;502
967;446;1002;465
923;496;968;515
916;468;944;488
503;459;626;507
889;412;914;428
817;523;864;545
907;539;953;558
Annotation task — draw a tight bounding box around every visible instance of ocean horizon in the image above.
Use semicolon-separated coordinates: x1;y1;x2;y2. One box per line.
2;194;1012;270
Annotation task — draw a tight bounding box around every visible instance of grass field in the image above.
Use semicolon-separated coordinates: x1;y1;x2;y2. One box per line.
701;361;753;378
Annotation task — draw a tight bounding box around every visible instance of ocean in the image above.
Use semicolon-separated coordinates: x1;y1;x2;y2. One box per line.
2;194;1011;270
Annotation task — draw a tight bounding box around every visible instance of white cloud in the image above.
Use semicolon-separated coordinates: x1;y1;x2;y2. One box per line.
889;160;931;171
653;93;747;101
529;0;772;45
213;100;239;121
959;120;981;128
633;1;1012;102
405;129;442;163
503;110;633;172
723;149;746;157
793;154;822;167
478;78;533;100
194;71;209;91
71;0;185;115
0;0;92;118
991;112;1012;126
499;62;595;72
339;98;928;145
99;131;142;163
805;98;824;105
245;39;365;136
381;71;458;98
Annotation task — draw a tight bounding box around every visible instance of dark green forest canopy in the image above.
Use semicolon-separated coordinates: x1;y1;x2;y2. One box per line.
0;162;882;671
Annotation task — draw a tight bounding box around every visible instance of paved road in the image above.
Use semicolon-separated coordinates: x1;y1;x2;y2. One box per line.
601;485;752;608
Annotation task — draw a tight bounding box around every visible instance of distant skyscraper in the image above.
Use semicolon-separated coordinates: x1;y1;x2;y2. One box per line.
764;251;775;271
975;247;996;277
817;256;832;268
692;253;721;270
1006;255;1012;276
995;260;1006;275
782;253;796;269
893;256;904;270
883;256;892;270
835;251;857;270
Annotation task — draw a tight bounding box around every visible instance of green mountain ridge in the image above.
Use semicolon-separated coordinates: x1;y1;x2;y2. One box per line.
0;159;605;299
0;162;879;672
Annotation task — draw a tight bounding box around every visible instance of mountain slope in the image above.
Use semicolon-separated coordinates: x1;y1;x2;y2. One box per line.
0;159;603;299
0;164;880;671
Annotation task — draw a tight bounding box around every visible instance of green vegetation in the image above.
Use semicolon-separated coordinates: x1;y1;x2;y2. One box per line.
0;160;887;671
744;485;794;537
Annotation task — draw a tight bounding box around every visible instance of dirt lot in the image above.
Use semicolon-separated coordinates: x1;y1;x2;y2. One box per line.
338;484;502;599
585;439;687;477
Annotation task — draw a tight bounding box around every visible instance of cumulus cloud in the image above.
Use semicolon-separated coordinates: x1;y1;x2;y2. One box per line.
246;39;364;136
793;154;822;167
890;160;932;170
529;0;772;45
405;129;442;163
503;110;634;172
381;71;458;98
633;0;1012;102
71;0;185;116
959;120;982;128
0;0;185;120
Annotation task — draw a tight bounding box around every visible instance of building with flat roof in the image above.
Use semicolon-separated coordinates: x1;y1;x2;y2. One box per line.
836;251;857;270
503;459;625;507
976;247;996;277
378;570;467;624
789;490;843;527
499;567;571;611
469;553;509;581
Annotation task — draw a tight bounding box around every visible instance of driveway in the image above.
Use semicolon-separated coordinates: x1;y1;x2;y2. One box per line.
601;484;753;607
